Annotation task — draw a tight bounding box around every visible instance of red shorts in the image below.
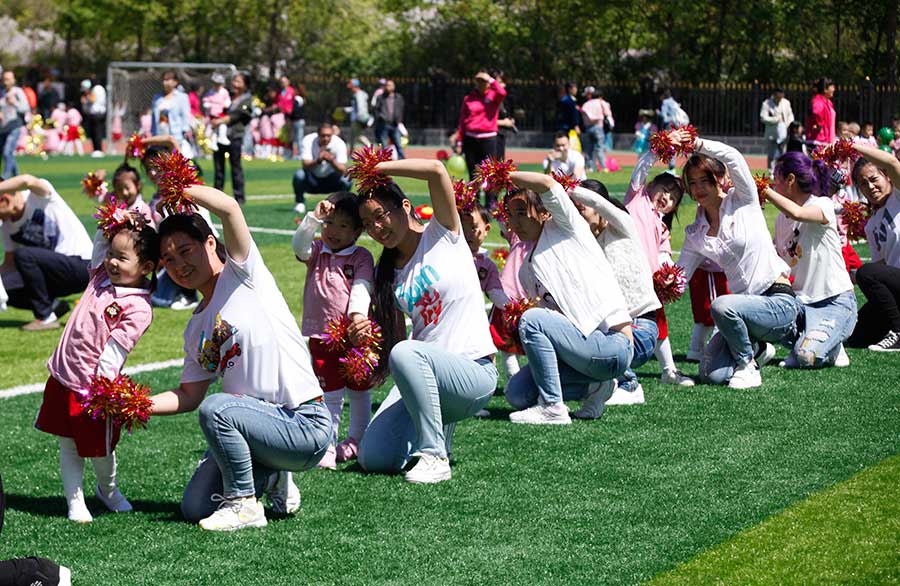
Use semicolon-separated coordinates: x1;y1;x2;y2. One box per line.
34;376;121;458
842;242;862;273
689;269;730;326
489;308;524;355
309;338;374;393
655;307;668;340
65;126;81;141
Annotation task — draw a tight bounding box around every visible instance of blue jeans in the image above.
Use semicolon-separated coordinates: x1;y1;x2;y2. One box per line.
766;138;785;172
0;125;22;179
790;290;857;367
292;119;305;158
292;168;352;204
583;125;606;171
181;393;331;521
357;340;497;473
505;308;634;408
618;316;659;389
374;121;405;159
702;292;799;384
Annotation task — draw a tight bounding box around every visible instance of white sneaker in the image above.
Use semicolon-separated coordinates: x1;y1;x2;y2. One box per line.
199;495;267;531
95;485;133;513
169;296;199;311
405;453;452;484
660;369;695;387
869;330;900;352
91;150;104;158
67;491;93;523
218;127;231;146
509;401;572;425
266;471;300;515
605;383;645;406
208;138;219;152
728;361;762;389
473;408;491;418
293;202;306;215
573;379;614;419
834;344;850;367
59;565;72;586
755;343;777;367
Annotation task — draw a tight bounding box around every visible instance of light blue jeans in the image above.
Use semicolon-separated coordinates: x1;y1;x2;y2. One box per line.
618;316;659;390
789;290;857;368
583;125;607;171
357;340;497;474
1;125;22;179
292;119;305;158
701;292;799;384
505;308;634;408
181;393;331;521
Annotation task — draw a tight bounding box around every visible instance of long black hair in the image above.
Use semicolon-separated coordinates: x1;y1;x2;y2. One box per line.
157;213;227;264
357;182;422;383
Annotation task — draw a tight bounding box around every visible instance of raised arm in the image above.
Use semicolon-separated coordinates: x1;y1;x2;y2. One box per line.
509;171;582;235
375;159;458;233
141;134;179;152
625;150;657;203
694;137;757;206
853;143;900;187
570;185;632;234
0;175;52;197
183;185;252;263
763;188;827;224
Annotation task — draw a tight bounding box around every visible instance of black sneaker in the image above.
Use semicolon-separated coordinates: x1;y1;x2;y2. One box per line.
869;330;900;352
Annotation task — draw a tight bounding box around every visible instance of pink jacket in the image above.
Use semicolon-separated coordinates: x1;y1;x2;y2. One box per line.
456;79;507;142
624;151;672;271
811;94;836;144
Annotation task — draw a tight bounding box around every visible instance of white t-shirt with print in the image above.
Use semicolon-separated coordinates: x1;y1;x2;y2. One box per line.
300;133;348;178
180;242;320;408
865;189;900;268
394;220;496;359
2;182;92;260
774;196;853;304
543;149;586;179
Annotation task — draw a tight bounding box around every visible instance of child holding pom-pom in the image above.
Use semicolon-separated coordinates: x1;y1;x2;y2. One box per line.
624;138;695;387
34;204;159;523
292;192;375;468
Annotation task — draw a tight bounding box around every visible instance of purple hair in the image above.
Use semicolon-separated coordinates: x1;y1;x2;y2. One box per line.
774;151;830;197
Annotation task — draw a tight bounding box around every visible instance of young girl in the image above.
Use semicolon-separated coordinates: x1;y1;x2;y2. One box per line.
61;104;84;156
502;172;633;424
90;164;157;265
624;148;695;386
34;205;158;522
568;179;660;410
766;152;856;367
292;192;375;469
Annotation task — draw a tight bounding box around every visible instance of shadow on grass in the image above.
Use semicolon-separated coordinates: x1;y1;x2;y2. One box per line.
6;493;183;521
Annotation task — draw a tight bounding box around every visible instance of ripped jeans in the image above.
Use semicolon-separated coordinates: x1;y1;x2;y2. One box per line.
790;290;857;368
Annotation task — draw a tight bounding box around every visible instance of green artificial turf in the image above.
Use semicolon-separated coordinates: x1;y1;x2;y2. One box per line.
0;155;896;585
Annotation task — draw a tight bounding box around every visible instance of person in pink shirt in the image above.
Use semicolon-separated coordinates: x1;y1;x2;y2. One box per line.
34;209;158;523
809;77;836;145
624;147;695;386
291;192;375;469
62;104;84;156
455;70;508;206
203;73;232;150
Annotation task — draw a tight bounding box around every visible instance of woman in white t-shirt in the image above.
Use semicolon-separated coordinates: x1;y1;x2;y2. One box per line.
846;144;900;352
674;130;798;389
149;186;330;532
353;160;498;484
765;151;856;367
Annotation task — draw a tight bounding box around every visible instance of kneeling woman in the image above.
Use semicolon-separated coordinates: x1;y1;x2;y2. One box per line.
355;160;497;484
675;130;797;388
150;186;331;531
503;172;634;425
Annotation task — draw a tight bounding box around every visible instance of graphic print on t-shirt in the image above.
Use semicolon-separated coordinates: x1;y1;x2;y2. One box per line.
395;264;442;325
197;313;241;374
785;227;802;267
10;208;58;250
872;207;895;254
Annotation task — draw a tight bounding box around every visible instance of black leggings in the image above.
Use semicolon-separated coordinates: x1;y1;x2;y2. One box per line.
462;135;498;208
213;139;245;203
846;262;900;347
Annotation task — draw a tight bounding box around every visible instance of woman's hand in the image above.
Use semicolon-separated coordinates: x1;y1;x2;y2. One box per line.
347;313;372;346
668;128;698;151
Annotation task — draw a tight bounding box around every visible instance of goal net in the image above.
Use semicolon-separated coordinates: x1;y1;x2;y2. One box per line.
105;61;237;154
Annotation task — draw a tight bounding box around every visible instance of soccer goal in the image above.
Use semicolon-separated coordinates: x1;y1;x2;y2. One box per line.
105;61;238;155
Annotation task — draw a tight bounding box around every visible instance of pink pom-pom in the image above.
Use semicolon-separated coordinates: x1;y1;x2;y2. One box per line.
650;131;678;164
453;178;479;214
94;197;143;239
475;157;518;193
551;170;581;193
81;374;152;433
754;173;771;208
348;145;394;195
81;172;108;200
842;201;869;241
653;263;687;304
323;317;350;352
322;316;384;386
154;150;200;215
125;133;146;160
338;347;380;387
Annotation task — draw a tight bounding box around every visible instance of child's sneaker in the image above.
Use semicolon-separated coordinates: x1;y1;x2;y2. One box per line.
317;444;337;470
199;495;267;531
661;368;695;387
405;454;452;484
217;123;231;146
207;125;219;152
266;471;300;515
67;492;93;523
335;437;360;462
95;485;133;513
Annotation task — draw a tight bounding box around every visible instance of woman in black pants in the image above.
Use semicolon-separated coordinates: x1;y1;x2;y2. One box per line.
846;144;900;351
212;73;253;204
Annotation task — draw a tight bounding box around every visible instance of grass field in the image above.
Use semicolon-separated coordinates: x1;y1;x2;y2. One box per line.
0;155;897;585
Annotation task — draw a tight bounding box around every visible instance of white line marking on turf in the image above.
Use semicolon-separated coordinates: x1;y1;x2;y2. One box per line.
0;359;182;400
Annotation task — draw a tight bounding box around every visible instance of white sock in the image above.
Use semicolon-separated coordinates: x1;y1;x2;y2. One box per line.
91;452;118;498
501;351;520;378
347;389;372;442
59;438;86;510
655;337;677;372
217;124;229;143
690;324;714;354
323;390;344;444
42;312;58;324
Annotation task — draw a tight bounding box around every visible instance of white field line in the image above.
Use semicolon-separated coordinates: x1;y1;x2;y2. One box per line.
0;358;182;400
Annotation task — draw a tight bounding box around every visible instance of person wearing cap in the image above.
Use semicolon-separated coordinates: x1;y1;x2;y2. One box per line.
346;78;370;148
760;88;794;173
581;86;613;172
0;70;30;179
373;79;405;159
79;78;106;158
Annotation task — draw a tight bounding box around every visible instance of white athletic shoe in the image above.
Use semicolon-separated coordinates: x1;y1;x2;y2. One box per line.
405;454;452;484
59;565;72;586
293;202;307;215
266;471;300;515
199;495;267;531
509;401;572;425
67;493;93;523
661;368;695;387
605;383;645;406
728;361;762;389
834;344;850;367
755;343;777;367
573;380;614;419
91;150;104;158
95;485;133;513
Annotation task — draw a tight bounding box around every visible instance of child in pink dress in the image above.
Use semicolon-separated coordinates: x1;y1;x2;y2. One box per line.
34;207;158;523
292;193;375;469
62;105;84;156
625;149;694;386
203;74;232;150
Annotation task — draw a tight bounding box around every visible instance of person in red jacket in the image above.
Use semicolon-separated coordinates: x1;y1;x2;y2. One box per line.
455;71;507;207
808;77;836;145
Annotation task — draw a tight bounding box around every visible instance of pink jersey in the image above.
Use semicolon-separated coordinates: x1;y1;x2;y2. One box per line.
473;250;507;307
203;87;231;118
625;152;673;271
499;233;532;300
47;266;153;392
301;241;375;338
